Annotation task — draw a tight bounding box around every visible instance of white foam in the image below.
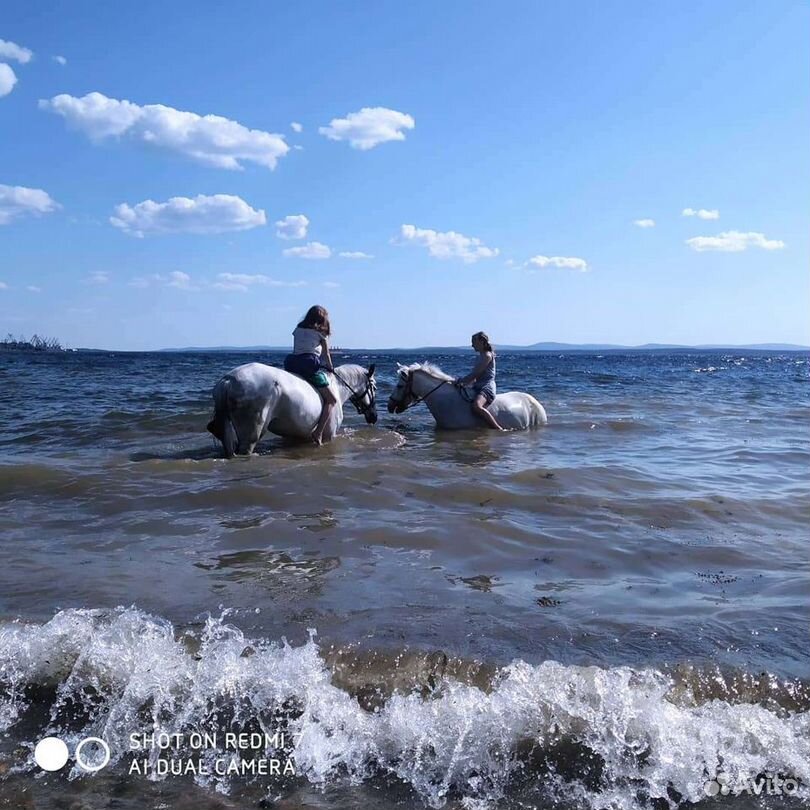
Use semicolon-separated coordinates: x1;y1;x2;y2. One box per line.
1;607;807;807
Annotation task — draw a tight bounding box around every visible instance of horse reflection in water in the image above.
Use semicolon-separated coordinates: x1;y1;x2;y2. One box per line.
388;362;547;430
208;362;377;457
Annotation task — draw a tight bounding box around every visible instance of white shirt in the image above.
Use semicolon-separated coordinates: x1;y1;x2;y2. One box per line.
292;326;324;356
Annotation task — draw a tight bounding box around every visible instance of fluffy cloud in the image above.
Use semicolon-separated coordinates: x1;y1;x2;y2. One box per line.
397;224;498;263
633;218;655;228
319;107;415;150
290;121;303;133
166;271;192;289
682;207;719;220
0;64;17;97
282;241;331;260
0;184;60;224
40;92;289;170
338;251;374;259
27;285;42;292
212;273;307;292
110;194;266;237
275;214;309;240
685;231;785;252
0;39;33;64
527;255;588;272
53;55;67;66
129;271;196;289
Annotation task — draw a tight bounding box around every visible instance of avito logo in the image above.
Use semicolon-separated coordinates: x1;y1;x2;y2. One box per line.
703;772;800;797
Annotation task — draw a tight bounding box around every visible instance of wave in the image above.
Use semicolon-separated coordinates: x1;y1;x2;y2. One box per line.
1;607;808;808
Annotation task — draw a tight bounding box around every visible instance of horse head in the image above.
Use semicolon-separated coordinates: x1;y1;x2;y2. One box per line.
388;363;415;414
388;362;455;414
360;364;378;424
339;363;378;424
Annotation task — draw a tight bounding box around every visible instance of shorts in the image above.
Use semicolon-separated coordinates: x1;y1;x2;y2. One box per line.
284;353;330;388
473;383;496;407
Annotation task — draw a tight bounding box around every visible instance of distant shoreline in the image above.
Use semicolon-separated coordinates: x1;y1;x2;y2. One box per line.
64;342;810;354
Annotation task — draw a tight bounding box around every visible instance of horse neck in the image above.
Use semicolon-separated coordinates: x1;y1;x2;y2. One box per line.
334;364;364;404
412;370;452;399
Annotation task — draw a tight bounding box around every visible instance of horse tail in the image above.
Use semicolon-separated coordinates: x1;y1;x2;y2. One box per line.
208;377;238;458
527;394;548;427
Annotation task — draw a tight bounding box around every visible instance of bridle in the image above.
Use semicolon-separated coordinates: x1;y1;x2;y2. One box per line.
390;370;449;413
332;367;377;417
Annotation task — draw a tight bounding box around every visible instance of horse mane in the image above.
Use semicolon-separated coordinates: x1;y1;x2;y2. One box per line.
398;361;454;382
334;362;366;374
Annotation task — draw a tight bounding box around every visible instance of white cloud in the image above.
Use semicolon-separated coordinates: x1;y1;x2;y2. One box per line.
397;224;498;263
0;41;31;100
685;230;785;252
682;207;719;220
282;241;331;260
128;273;194;289
275;214;309;240
0;281;8;290
0;184;60;224
290;121;303;133
527;255;589;272
338;251;374;259
323;281;340;288
40;92;289;170
26;285;42;292
40;93;141;138
0;64;17;97
53;55;67;66
166;271;192;289
86;271;110;284
633;218;655;228
212;272;307;292
110;194;266;237
0;39;33;64
319;107;415;150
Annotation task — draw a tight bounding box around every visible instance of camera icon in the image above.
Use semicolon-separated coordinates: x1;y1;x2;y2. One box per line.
703;773;731;796
33;736;110;773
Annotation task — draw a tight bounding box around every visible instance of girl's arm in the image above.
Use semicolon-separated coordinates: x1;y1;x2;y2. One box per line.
321;336;334;371
456;352;491;385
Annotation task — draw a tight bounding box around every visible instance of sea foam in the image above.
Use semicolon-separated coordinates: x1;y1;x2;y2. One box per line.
1;607;808;808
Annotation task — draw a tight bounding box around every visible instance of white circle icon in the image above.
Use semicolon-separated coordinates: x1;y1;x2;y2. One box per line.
34;737;69;771
75;737;111;772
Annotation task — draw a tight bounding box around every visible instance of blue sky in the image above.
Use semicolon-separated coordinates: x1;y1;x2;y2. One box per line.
1;1;808;350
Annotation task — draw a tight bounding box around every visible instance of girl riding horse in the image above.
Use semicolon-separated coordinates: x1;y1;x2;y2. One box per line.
454;331;505;430
283;305;337;444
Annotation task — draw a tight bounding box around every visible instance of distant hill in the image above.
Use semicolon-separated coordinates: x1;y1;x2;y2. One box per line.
500;342;810;352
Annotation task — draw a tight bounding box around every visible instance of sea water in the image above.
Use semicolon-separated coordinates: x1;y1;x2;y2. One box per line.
0;349;807;808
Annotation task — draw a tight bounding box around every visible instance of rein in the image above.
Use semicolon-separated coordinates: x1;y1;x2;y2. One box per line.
332;369;375;415
393;371;450;412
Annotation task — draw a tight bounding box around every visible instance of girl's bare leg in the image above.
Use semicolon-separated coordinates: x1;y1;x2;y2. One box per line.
472;394;506;430
312;388;337;444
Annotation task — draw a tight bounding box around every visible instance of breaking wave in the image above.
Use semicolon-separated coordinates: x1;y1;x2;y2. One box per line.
1;607;808;808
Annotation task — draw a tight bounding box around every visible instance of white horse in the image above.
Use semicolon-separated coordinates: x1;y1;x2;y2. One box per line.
207;362;377;457
387;361;547;430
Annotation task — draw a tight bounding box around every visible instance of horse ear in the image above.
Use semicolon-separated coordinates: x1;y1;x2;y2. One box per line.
367;363;376;376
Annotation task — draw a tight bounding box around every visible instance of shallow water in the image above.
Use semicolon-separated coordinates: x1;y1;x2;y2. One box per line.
0;349;808;808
